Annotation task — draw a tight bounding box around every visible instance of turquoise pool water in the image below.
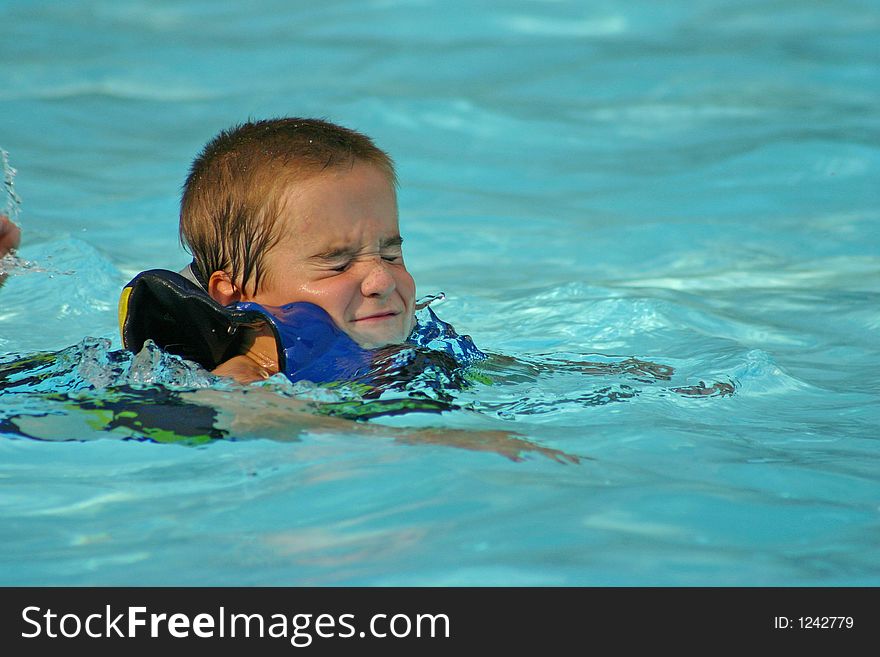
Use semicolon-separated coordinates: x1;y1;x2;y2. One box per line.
0;0;878;585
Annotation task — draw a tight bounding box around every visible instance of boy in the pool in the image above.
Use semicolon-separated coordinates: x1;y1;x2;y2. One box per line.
169;117;730;398
178;117;416;383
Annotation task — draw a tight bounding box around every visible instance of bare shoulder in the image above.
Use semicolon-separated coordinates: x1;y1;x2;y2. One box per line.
212;355;271;384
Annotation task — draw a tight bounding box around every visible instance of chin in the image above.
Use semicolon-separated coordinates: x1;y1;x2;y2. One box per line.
346;315;414;349
352;334;401;349
349;326;408;349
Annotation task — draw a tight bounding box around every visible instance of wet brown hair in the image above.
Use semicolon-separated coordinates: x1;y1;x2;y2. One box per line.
180;117;396;295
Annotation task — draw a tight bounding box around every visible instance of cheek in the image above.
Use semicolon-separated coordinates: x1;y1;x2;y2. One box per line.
300;278;358;316
397;270;416;306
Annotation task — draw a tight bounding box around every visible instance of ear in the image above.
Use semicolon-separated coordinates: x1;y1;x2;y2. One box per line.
207;270;241;306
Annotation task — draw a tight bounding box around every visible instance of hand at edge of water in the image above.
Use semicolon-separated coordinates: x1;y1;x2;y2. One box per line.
671;381;735;397
0;214;21;257
393;427;584;464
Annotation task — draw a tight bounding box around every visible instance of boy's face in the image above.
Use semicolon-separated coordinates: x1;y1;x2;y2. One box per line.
241;161;416;349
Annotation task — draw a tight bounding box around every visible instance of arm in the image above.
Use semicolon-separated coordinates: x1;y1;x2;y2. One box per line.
478;352;674;382
476;352;733;397
1;383;580;463
193;387;582;464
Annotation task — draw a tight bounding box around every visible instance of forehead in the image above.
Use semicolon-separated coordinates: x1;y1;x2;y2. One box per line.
275;162;399;246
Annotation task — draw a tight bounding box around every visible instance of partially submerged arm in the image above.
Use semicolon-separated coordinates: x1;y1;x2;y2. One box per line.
1;382;580;464
477;352;733;397
192;387;582;464
483;353;674;382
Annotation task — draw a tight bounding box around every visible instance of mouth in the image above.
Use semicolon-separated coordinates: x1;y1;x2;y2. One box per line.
352;311;399;323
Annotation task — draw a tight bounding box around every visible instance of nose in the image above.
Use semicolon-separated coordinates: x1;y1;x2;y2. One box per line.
359;259;396;298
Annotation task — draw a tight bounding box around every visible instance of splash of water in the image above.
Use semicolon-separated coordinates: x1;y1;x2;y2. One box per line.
1;149;22;225
0;338;218;394
0;148;24;278
0;155;78;278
